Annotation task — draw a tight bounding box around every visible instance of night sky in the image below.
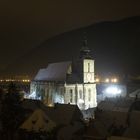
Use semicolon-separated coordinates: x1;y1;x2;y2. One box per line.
0;0;140;76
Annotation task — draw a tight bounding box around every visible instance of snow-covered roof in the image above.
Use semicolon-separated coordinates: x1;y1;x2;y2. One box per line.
123;111;140;139
98;99;134;112
45;103;83;125
98;101;115;111
34;61;72;81
20;109;56;132
21;100;83;126
57;122;84;140
96;110;128;130
129;89;140;98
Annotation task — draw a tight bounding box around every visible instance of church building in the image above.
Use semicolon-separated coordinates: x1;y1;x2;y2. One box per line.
30;41;97;110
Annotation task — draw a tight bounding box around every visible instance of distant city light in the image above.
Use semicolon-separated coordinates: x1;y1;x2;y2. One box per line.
105;78;110;83
0;79;30;82
111;78;118;83
95;78;100;82
48;104;53;107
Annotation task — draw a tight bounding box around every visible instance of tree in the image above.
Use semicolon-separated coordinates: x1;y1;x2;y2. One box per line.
0;83;23;140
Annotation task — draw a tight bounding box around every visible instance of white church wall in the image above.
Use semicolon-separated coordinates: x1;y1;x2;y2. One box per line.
76;84;84;109
30;81;97;110
54;85;65;104
83;59;95;83
82;84;97;109
83;59;94;73
64;84;76;104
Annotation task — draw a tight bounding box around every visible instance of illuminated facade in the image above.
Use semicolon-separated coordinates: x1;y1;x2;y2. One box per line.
30;44;97;110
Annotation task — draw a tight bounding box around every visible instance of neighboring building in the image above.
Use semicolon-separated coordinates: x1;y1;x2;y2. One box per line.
21;100;83;127
20;109;56;133
129;89;140;99
30;42;97;110
123;111;140;139
97;98;134;112
45;103;83;126
20;101;84;140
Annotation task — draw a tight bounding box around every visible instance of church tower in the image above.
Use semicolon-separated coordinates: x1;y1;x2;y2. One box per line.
80;39;95;83
79;38;97;109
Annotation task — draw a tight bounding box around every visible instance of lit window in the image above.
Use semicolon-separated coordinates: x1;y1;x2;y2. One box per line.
83;88;86;99
70;89;73;103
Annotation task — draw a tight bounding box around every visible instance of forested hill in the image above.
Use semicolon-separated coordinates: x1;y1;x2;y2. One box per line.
2;16;140;78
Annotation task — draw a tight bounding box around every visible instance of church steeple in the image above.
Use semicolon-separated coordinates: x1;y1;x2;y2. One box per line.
80;35;92;59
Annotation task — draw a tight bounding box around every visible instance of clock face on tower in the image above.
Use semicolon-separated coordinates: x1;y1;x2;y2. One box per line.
86;73;92;81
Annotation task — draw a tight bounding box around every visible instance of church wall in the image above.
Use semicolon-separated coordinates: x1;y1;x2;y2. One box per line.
30;82;97;110
30;82;65;105
54;84;65;104
64;84;76;104
83;83;97;109
83;59;94;73
63;83;97;110
83;59;95;83
76;84;97;110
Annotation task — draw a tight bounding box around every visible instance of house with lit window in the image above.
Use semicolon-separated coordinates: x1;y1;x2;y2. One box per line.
30;41;97;110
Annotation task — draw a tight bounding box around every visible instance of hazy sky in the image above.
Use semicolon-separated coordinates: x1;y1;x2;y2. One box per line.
0;0;140;71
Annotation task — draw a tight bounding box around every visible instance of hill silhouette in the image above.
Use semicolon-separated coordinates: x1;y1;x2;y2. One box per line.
2;16;140;78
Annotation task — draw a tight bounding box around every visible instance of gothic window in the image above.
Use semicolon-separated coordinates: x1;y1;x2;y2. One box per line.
88;89;91;102
70;89;73;103
83;88;86;100
79;90;82;99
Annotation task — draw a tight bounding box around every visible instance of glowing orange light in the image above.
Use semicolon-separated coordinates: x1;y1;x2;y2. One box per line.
95;78;100;82
105;78;110;83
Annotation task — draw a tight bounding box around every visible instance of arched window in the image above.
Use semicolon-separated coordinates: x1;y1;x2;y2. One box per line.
70;89;73;93
88;63;90;72
70;89;73;103
83;88;86;100
88;89;91;102
79;90;82;99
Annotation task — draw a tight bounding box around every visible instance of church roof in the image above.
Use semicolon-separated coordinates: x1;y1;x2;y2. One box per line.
34;61;72;82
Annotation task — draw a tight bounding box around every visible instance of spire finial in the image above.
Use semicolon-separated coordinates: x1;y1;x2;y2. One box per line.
83;32;88;47
79;31;92;59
